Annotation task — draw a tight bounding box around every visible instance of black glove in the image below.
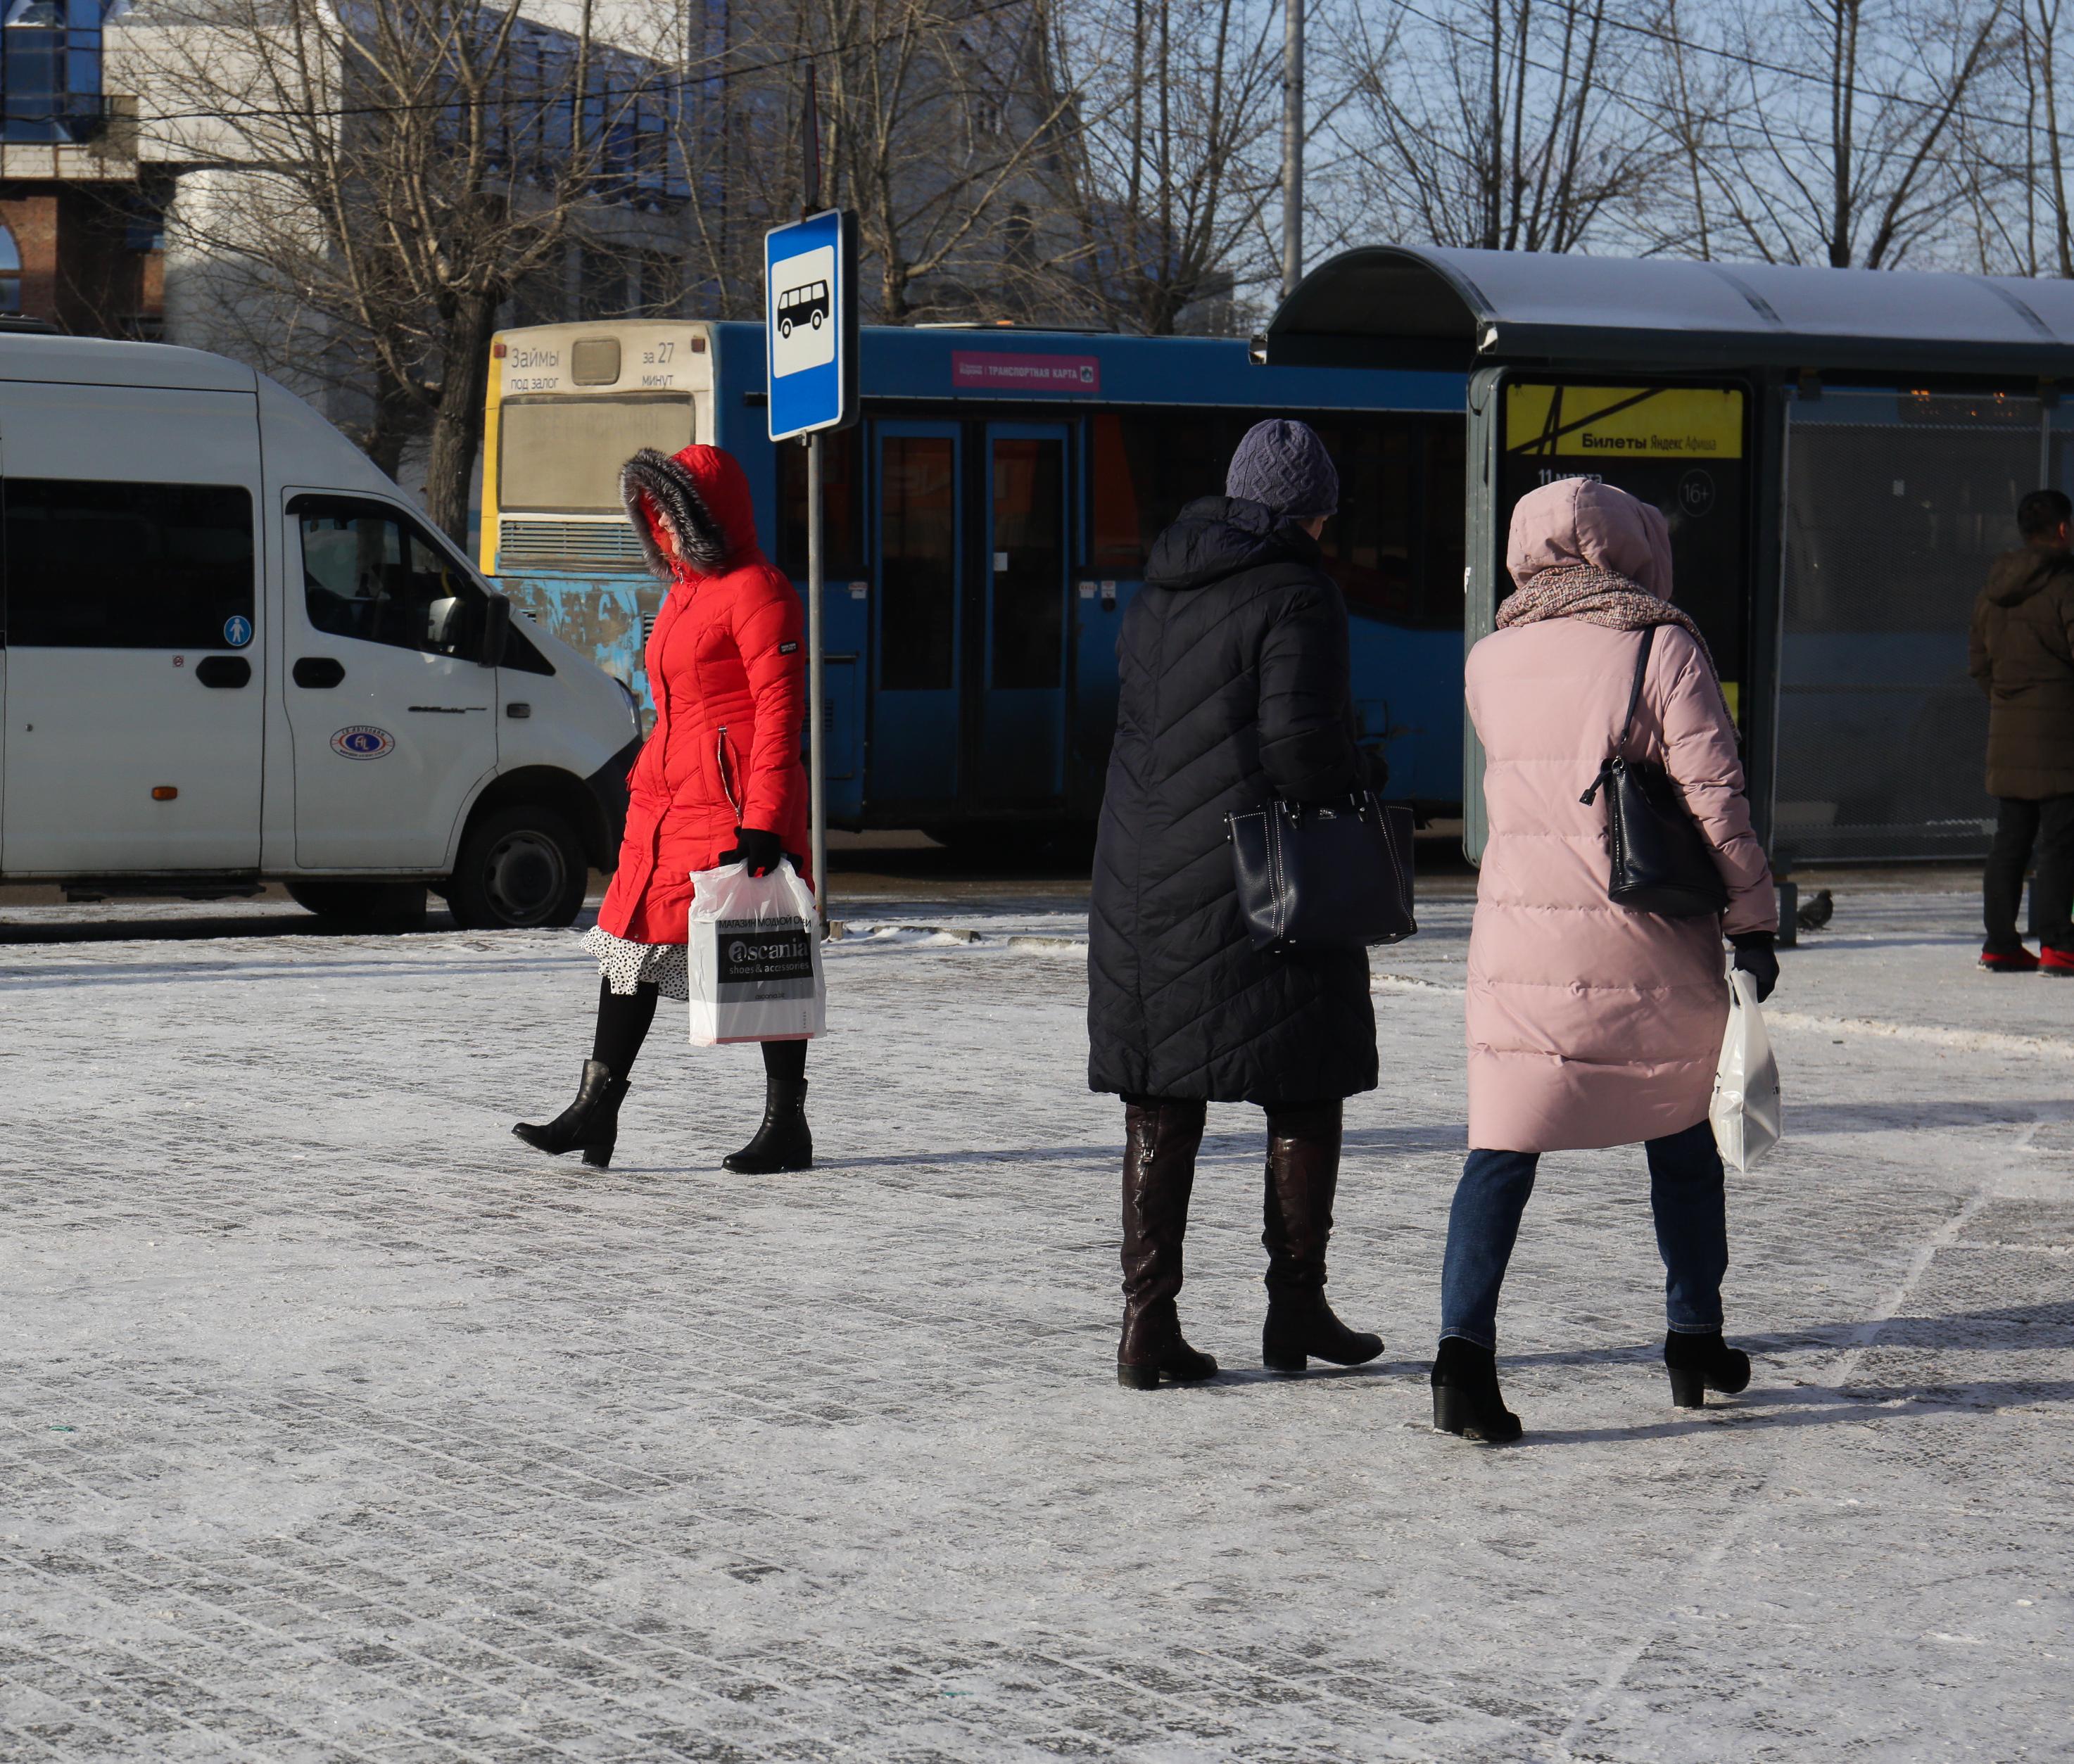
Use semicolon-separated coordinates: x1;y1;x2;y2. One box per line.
1730;931;1778;1003
1363;747;1391;793
721;826;783;878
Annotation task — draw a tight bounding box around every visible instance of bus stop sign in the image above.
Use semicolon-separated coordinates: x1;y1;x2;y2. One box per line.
765;208;859;442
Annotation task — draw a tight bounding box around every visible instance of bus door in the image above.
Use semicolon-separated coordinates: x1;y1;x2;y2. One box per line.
871;421;963;802
976;422;1070;801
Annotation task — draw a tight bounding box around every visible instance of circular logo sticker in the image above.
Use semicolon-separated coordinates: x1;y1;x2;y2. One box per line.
223;614;253;648
330;725;395;761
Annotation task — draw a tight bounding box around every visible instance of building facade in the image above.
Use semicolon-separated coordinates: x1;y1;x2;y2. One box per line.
1;0;163;334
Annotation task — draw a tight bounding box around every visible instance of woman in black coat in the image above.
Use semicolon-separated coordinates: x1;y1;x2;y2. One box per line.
1089;419;1384;1389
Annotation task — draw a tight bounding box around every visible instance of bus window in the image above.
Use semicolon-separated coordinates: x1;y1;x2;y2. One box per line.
880;436;956;690
1092;408;1467;630
778;424;866;578
992;436;1065;688
1422;421;1467;630
498;394;695;512
1089;411;1253;573
1310;418;1417;623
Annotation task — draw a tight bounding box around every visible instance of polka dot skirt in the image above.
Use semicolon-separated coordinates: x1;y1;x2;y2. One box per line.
582;925;691;1001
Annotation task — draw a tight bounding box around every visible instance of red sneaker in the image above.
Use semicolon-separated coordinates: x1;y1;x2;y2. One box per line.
2042;946;2074;977
1982;946;2042;973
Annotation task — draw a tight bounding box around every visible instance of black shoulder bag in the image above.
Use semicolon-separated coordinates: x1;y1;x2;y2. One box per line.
1226;790;1417;952
1579;626;1731;918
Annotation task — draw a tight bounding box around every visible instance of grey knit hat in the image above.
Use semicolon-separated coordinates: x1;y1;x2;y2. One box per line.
1225;419;1339;519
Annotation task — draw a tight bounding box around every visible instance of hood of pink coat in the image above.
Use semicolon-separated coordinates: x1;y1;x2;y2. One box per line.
1505;478;1674;597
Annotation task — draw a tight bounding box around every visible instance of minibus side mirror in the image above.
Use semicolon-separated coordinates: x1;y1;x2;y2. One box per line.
478;593;512;668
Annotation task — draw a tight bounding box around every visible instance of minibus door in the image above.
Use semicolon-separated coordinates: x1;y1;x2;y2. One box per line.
871;422;962;803
0;383;265;874
978;423;1070;801
283;494;498;869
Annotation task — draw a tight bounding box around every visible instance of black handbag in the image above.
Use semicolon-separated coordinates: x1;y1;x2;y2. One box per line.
1226;790;1417;952
1580;626;1730;918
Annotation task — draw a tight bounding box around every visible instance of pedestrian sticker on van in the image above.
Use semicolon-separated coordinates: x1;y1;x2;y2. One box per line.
223;614;253;648
331;725;395;761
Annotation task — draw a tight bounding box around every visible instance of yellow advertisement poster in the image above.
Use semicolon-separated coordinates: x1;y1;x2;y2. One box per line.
1505;384;1745;461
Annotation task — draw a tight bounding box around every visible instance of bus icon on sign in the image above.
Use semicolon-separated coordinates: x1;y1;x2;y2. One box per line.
769;243;837;380
777;279;829;338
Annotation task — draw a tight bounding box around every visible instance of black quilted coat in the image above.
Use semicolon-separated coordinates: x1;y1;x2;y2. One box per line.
1088;497;1378;1104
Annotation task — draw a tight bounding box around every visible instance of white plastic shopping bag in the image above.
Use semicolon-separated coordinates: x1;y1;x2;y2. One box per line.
1709;967;1781;1172
685;858;826;1046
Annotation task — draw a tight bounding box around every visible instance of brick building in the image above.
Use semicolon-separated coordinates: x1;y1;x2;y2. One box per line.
0;0;162;336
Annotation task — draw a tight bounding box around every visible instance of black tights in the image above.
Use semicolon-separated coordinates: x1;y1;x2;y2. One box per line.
590;979;807;1083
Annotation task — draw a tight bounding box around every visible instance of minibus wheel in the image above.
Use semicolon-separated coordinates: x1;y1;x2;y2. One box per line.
448;804;586;930
284;879;429;932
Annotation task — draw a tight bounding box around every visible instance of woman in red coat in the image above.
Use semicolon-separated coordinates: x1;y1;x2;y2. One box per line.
514;443;814;1172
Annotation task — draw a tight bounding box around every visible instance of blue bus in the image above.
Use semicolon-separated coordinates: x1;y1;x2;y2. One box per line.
481;321;1468;835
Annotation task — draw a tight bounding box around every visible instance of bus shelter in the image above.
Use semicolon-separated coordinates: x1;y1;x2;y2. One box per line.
1265;245;2074;873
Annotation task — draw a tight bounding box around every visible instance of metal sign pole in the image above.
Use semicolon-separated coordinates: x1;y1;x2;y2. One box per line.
765;184;852;947
807;431;828;937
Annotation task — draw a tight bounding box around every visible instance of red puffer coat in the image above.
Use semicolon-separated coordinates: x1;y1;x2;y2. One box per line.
595;444;810;945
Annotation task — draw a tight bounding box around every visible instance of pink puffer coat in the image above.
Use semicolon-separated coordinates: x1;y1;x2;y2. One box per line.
1465;491;1776;1153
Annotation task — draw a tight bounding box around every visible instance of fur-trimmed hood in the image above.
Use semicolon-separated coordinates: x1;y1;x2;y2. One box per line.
621;444;758;580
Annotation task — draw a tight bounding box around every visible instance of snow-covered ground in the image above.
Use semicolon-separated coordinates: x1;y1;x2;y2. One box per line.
3;886;2070;1760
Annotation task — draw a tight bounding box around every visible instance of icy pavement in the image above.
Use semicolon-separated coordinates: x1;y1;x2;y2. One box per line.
3;886;2071;1760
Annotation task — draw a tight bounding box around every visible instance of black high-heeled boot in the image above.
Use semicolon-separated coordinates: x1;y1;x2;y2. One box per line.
1118;1098;1218;1390
1430;1337;1522;1444
513;1059;629;1169
1260;1100;1384;1373
723;1078;814;1173
1664;1328;1751;1407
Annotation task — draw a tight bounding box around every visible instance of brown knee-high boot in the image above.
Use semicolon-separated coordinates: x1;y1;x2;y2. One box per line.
1118;1097;1218;1390
1260;1100;1384;1372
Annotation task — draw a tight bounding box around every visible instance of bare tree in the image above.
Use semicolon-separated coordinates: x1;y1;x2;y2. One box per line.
628;0;1092;324
119;0;677;537
1948;0;2074;274
1035;0;1283;333
1645;0;2011;267
1322;0;1660;255
807;0;1083;319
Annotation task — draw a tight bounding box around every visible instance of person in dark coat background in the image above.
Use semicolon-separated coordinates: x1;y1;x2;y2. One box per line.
1971;488;2074;975
1088;419;1384;1390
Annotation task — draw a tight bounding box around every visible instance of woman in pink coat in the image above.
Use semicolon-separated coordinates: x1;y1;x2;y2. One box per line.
1431;479;1779;1444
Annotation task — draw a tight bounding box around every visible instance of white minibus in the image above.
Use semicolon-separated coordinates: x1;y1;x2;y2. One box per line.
0;333;640;928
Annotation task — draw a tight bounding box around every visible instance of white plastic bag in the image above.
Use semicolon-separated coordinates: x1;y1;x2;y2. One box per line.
685;858;825;1046
1709;967;1781;1172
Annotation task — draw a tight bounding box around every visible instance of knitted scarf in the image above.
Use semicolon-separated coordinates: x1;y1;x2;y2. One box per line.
1497;564;1720;682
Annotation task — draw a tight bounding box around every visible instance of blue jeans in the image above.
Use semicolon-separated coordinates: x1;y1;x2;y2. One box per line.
1439;1119;1729;1350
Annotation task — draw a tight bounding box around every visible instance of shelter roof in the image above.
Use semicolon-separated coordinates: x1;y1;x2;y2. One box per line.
1265;245;2074;379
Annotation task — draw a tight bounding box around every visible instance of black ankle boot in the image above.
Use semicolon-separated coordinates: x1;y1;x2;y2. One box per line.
1430;1338;1522;1444
1260;1101;1383;1372
513;1058;628;1169
1265;1297;1384;1372
1664;1329;1751;1408
723;1077;813;1173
